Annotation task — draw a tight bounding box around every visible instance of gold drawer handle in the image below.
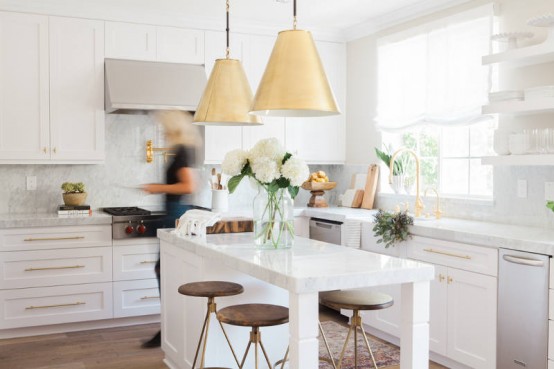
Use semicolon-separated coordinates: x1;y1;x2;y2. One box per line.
25;265;85;272
140;260;157;264
140;296;160;300
438;273;446;283
24;236;85;242
423;248;472;260
25;301;86;310
448;276;453;284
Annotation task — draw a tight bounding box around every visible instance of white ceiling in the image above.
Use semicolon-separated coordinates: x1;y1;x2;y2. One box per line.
0;0;470;40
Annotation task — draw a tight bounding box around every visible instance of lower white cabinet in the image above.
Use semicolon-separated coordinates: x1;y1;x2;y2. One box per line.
113;279;160;318
0;282;113;329
113;242;159;281
361;234;497;369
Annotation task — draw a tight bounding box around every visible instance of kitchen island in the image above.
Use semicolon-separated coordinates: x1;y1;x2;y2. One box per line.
158;229;434;369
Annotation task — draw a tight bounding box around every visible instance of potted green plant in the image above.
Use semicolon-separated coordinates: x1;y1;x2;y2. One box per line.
375;145;408;194
61;182;87;206
372;209;414;248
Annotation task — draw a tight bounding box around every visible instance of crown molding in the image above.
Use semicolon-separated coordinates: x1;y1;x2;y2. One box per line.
342;0;474;42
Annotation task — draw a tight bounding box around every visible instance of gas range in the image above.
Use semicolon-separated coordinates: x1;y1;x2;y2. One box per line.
102;207;168;239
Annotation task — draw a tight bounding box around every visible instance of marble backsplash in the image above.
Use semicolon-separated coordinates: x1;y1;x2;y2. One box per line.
1;114;553;229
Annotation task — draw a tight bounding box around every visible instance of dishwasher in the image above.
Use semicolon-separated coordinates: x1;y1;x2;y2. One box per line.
498;248;550;369
309;218;342;245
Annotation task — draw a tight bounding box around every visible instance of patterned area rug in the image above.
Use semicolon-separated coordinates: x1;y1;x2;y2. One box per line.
318;321;400;369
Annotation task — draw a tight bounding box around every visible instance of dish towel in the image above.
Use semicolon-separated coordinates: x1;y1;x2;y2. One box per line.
174;209;220;237
343;219;361;249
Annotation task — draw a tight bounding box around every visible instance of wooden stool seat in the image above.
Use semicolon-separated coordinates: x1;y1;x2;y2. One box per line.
178;281;244;298
217;303;289;327
320;290;393;311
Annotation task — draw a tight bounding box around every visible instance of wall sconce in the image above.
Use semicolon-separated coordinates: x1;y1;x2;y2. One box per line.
146;140;174;163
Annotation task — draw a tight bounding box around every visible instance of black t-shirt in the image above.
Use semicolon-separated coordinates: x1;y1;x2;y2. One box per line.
166;144;195;203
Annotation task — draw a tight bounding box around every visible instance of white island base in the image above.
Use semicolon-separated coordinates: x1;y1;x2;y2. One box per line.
159;230;434;369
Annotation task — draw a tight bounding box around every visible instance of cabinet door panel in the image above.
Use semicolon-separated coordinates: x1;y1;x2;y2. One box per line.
429;264;448;356
105;22;156;60
49;17;105;162
0;12;49;160
157;27;203;64
447;268;497;369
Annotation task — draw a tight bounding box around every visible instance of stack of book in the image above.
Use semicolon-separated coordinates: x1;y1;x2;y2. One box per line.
57;205;91;216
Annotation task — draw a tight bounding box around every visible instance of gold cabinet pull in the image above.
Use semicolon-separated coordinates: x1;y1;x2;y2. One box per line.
140;296;160;300
25;265;84;272
447;276;453;284
53;147;57;154
423;248;472;260
43;147;48;154
438;273;446;283
140;260;157;264
25;301;85;310
24;236;85;242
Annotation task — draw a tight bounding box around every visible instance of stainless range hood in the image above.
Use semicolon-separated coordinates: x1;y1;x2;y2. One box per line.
105;59;207;114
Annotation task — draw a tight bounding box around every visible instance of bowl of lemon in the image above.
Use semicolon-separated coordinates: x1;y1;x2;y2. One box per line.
301;171;336;207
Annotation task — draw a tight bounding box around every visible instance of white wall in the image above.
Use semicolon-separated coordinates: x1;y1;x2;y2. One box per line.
345;0;554;227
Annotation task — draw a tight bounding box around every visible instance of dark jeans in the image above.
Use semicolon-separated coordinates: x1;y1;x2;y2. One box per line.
156;202;193;292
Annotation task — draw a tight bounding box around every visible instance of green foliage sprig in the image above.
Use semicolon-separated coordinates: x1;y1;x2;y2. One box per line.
61;182;85;194
547;201;554;212
372;209;414;248
374;145;409;176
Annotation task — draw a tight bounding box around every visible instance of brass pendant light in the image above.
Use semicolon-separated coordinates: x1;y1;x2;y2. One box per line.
249;0;340;117
193;0;262;126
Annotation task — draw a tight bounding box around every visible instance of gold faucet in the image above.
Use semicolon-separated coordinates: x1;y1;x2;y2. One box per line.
389;148;424;217
424;187;442;219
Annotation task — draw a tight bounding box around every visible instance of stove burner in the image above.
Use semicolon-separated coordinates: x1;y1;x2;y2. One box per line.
102;207;151;216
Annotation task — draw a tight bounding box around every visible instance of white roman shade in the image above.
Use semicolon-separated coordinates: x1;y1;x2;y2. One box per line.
375;5;494;132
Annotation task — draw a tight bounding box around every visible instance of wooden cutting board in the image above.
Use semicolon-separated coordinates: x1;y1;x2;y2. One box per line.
206;217;253;234
361;164;379;209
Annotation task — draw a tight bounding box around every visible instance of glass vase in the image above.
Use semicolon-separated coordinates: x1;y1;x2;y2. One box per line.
253;186;294;249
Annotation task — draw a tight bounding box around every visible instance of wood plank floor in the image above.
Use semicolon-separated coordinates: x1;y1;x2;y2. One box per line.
0;307;447;369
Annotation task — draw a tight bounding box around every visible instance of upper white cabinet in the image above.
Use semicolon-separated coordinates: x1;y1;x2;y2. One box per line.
0;13;105;164
49;17;105;162
0;12;50;161
105;21;204;64
285;41;346;164
105;22;156;61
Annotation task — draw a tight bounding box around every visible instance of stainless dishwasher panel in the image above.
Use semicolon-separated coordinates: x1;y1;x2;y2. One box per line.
498;248;550;369
309;218;342;245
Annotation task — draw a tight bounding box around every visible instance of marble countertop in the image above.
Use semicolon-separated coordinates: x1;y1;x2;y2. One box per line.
158;229;434;293
0;212;112;228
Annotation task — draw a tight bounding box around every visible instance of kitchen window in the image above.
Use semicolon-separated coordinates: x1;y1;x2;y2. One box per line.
376;5;496;198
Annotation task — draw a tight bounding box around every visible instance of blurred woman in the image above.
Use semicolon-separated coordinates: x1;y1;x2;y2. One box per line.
141;110;202;348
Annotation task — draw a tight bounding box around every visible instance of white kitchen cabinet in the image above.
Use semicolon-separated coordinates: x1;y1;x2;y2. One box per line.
0;13;106;164
113;242;159;281
106;22;203;64
113;279;160;318
157;26;204;64
285;41;346;164
429;264;448;356
0;12;50;161
105;21;156;61
49;17;105;162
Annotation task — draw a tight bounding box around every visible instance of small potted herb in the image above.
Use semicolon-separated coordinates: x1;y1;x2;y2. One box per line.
547;201;554;212
375;145;409;194
61;182;87;206
372;209;414;248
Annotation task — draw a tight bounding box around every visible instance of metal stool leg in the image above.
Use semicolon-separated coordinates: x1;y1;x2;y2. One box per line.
319;322;337;369
239;327;273;369
337;322;355;369
353;310;378;369
191;297;241;369
358;318;378;369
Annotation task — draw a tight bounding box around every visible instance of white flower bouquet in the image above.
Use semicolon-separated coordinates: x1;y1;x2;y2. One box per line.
222;138;309;248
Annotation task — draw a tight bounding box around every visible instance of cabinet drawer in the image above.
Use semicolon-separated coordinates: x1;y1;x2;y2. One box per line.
407;236;498;276
113;243;159;281
113;279;160;318
0;225;111;251
0;282;112;329
0;247;112;289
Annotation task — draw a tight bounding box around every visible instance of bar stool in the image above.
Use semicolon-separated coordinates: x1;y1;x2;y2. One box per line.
178;281;244;369
217;303;289;369
320;290;394;369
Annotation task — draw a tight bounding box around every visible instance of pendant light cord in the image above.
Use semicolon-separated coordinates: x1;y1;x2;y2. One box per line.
293;0;297;30
226;0;230;58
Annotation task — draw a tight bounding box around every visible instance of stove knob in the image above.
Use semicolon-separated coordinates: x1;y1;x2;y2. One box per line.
125;225;134;234
137;223;146;234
